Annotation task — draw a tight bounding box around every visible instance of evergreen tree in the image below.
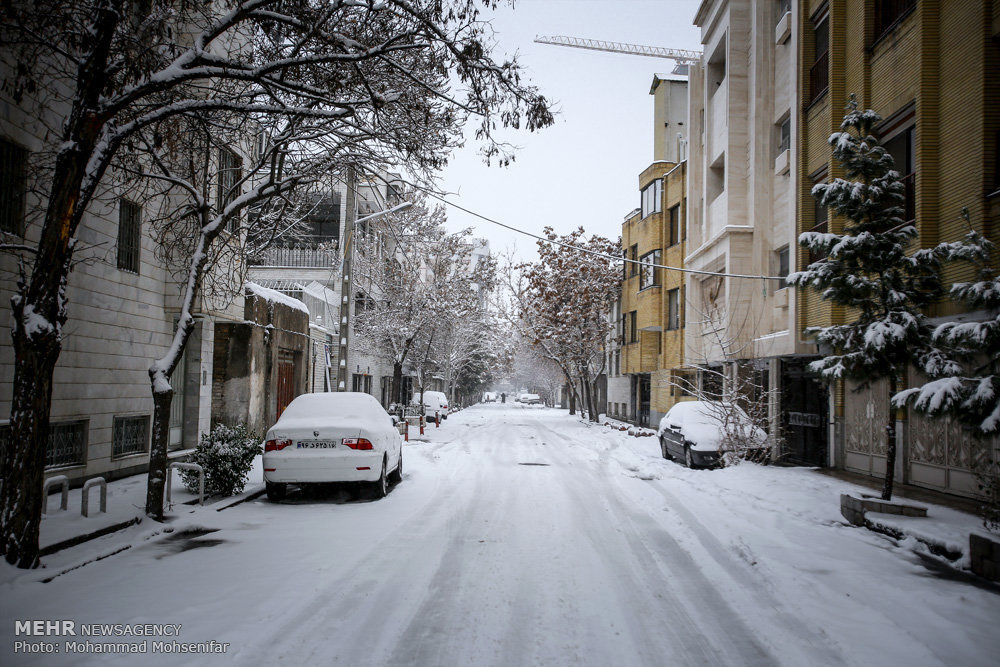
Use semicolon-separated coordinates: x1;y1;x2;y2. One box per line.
895;209;1000;436
788;96;959;500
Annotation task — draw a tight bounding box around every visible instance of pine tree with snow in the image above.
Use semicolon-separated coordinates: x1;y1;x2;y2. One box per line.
787;96;960;500
895;210;1000;436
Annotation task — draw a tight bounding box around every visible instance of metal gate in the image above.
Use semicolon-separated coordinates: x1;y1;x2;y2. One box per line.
908;411;994;498
843;378;888;476
276;350;296;419
781;358;828;466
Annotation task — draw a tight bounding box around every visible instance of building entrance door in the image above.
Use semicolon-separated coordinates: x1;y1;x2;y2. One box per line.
276;350;296;419
781;358;828;466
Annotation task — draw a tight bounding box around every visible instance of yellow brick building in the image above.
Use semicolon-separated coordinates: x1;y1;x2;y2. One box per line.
619;160;691;427
797;0;1000;496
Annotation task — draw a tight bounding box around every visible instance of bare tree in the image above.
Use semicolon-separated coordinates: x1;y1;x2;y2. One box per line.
0;0;553;567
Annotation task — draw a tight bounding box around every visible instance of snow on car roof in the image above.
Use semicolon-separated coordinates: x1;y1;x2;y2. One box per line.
280;392;386;422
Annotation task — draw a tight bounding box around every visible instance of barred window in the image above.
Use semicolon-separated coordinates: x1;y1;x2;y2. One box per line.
217;147;243;230
117;200;142;273
113;415;149;458
0;137;28;235
1;421;88;468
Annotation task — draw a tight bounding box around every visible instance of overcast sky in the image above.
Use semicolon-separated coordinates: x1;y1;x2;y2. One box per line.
436;0;704;261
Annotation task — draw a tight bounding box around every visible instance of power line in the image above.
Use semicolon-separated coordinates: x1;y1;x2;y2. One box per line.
389;177;788;282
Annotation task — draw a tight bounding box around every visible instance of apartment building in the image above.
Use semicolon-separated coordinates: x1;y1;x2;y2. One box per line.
687;0;823;462
618;74;691;427
798;0;1000;495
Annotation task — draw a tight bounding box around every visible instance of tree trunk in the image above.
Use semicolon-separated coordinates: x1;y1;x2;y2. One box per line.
391;360;403;407
0;329;60;568
881;374;898;501
590;380;601;422
568;382;576;415
145;387;174;520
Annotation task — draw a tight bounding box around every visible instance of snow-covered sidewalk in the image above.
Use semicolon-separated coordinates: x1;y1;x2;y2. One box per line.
1;405;997;666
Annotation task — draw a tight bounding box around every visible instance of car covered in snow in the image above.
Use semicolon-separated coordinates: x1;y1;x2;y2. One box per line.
481;392;498;403
517;393;542;405
263;392;403;501
657;400;767;468
412;390;449;422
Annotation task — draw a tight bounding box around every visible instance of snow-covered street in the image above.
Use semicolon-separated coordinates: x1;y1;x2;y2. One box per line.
2;404;999;666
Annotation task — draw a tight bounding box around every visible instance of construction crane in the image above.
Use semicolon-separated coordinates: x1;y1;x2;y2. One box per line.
534;35;701;72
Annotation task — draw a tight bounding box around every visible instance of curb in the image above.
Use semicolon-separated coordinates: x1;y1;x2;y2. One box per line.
39;516;142;557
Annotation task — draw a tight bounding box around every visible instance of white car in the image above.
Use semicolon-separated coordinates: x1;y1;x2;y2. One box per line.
412;390;449;423
517;393;542;405
657;400;767;468
482;392;498;403
263;392;403;500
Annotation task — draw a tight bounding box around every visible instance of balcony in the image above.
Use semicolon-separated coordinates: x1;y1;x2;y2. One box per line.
250;243;339;268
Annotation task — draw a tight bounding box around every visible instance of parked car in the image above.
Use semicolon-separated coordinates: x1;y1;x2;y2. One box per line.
656;400;767;468
517;393;542;405
412;390;449;422
263;392;403;501
482;392;498;403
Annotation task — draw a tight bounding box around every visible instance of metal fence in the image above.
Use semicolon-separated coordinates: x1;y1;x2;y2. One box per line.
250;244;339;268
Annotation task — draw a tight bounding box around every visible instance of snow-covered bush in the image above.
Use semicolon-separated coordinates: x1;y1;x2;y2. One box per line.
182;424;261;497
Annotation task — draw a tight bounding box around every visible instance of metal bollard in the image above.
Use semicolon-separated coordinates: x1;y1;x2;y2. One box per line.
166;462;204;506
42;475;69;514
81;477;107;517
435;412;439;428
404;420;409;442
420;416;425;435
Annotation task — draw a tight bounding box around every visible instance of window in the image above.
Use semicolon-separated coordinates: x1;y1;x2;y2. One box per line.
809;11;829;104
117;200;141;273
307;193;341;243
873;0;915;44
0;138;27;235
113;415;149;458
639;250;661;289
628;311;638;343
774;246;790;290
217;147;242;230
776;0;791;22
640;180;662;218
352;374;372;394
668;205;681;246
883;125;916;223
777;116;791;156
667;288;680;330
1;420;88;469
628;244;639;277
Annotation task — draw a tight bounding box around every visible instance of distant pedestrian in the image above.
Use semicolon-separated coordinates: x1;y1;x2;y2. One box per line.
501;393;506;404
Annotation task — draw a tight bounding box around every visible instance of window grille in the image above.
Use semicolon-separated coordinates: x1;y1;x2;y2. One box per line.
117;200;142;273
217;147;243;229
0;138;27;235
113;415;149;458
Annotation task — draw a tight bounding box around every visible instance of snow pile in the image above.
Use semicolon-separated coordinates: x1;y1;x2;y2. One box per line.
246;281;309;314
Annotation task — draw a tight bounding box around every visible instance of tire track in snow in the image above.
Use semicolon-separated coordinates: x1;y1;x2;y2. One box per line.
527;416;776;665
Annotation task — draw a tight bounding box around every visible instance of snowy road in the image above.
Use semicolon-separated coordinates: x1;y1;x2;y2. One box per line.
2;405;999;666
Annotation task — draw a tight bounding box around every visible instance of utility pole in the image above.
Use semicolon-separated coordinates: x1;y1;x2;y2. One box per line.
334;165;356;391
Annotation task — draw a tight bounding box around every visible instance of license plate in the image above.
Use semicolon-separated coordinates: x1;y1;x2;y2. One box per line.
297;440;336;448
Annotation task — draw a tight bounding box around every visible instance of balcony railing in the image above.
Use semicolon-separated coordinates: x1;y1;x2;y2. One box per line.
809;51;829;104
250;243;339;268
